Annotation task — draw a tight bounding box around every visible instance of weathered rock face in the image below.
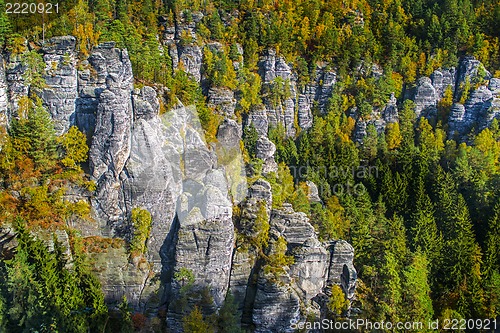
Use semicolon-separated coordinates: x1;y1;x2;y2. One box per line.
259;49;292;82
252;275;301;333
254;50;340;138
163;106;235;332
412;77;438;118
229;179;356;333
431;68;456;98
41;36;78;135
434;57;500;141
256;135;278;174
88;43;134;234
5;54;28;116
383;93;399;123
0;55;8;127
405;56;500;142
297;93;313;129
161;12;204;83
122;108;181;269
258;49;297;138
132;86;160;121
208;87;237;117
456;56;491;91
1;36;361;332
272;204;329;302
326;240;357;300
178;44;203;82
248;105;269;136
242;203;356;333
306;181;322;203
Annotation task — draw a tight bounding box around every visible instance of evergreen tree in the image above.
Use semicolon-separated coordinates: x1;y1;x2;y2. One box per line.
217;291;242;333
402;253;434;325
362;123;378;161
2;224;108;332
410;176;442;268
183;306;214;333
118;296;134;333
9;98;57;173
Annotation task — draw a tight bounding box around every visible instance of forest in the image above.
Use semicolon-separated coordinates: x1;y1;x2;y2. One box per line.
0;0;499;332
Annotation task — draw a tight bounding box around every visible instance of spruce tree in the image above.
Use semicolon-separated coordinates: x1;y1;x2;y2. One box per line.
402;253;434;324
217;291;243;333
410;176;442;269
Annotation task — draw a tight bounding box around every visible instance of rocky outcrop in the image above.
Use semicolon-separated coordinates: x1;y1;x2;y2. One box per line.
259;50;297;137
252;275;301;333
255;50;340;137
164;106;235;332
216;119;247;203
162;12;204;82
431;68;455;98
412;77;438;118
248;105;269;136
456;56;491;93
0;55;8;127
259;49;292;82
41;36;78;135
297;93;313;129
208;87;236;117
178;44;203;82
4;53;28;117
326;240;357;300
244;203;356;332
382;93;399;123
440;57;500;141
256;136;278;174
1;34;362;332
403;56;500;141
122;101;182;268
88;43;134;234
230;178;356;333
306;181;322;203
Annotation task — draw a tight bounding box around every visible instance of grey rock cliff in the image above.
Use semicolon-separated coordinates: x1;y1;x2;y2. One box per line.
431;68;456;98
1;34;362;332
0;55;7;127
88;43;134;233
412;77;438;118
208;87;237;117
256;135;278;174
41;36;78;135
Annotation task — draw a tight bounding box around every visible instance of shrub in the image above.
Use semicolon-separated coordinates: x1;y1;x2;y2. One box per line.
129;207;153;256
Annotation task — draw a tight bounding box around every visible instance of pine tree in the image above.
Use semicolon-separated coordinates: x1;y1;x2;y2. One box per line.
378;252;402;322
182;306;214;333
484;201;500;279
119;296;134;333
9;99;57;173
217;291;242;333
410;176;442;268
441;194;484;316
362;123;378;161
402;253;434;324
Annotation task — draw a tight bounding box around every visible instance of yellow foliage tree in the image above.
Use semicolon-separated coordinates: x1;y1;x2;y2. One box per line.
328;285;349;316
386;122;403;150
